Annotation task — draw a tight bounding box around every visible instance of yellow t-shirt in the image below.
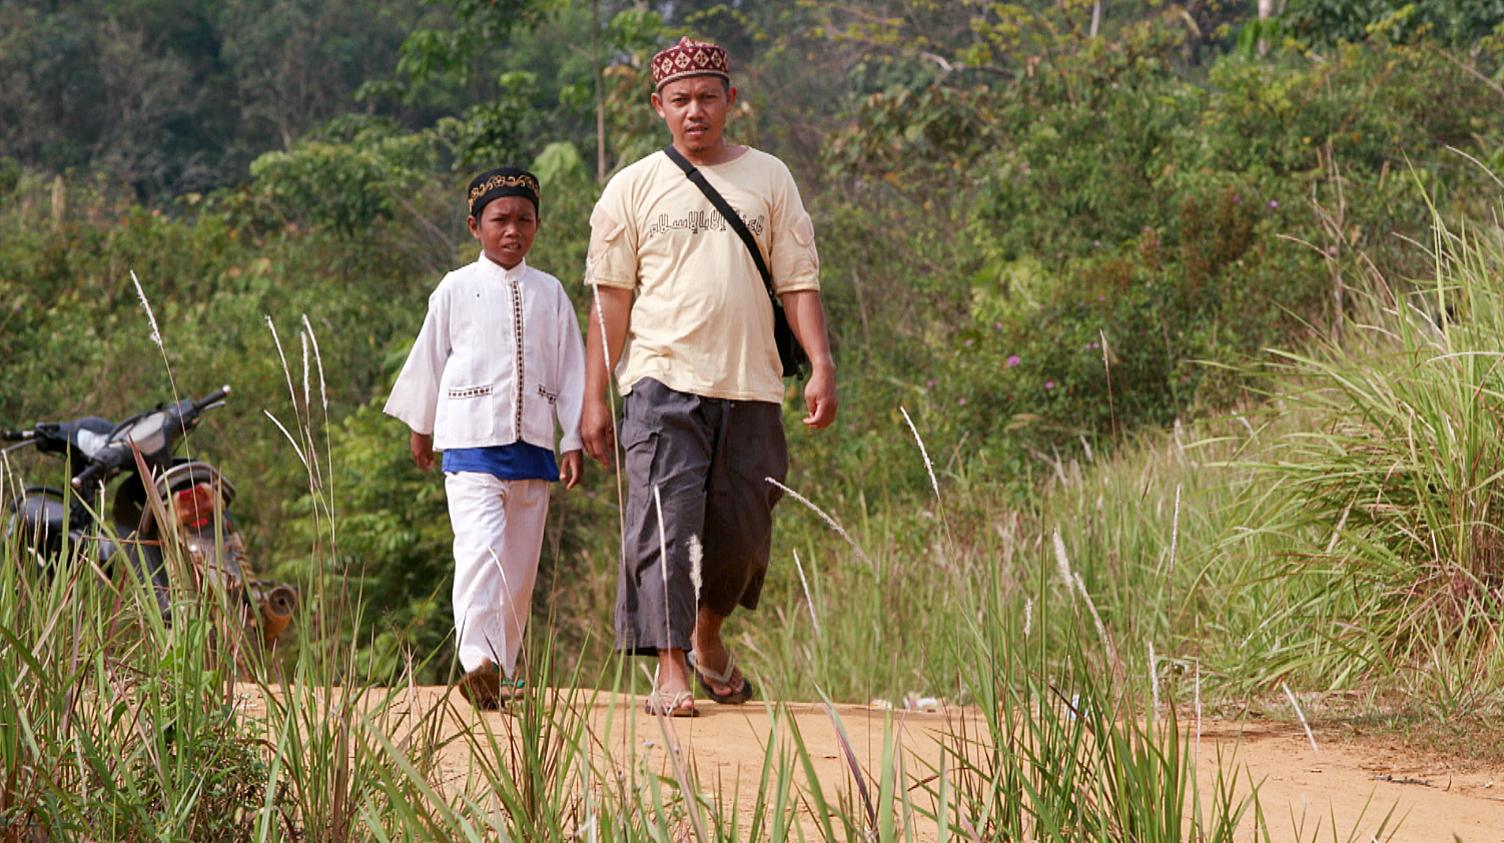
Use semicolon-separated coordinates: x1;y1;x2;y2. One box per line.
585;147;820;403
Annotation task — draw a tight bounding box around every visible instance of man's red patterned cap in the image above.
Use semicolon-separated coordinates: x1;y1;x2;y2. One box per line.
650;36;731;90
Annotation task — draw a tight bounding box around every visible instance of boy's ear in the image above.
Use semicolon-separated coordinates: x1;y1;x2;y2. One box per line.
466;214;481;239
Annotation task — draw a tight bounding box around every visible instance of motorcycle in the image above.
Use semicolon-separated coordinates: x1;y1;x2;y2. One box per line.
2;386;296;648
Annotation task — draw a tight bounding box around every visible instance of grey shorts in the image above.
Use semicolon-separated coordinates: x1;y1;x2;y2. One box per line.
615;378;788;655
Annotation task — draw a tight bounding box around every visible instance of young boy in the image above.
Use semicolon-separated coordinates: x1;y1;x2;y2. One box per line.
384;166;585;710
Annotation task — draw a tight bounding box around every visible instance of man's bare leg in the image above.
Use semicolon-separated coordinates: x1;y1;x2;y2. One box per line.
655;648;693;690
650;648;696;714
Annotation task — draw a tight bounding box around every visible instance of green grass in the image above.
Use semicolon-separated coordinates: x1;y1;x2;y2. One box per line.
0;456;1267;840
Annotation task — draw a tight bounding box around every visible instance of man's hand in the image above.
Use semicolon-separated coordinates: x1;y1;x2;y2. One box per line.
410;431;435;471
583;285;633;468
560;449;584;489
780;290;838;430
802;364;837;429
581;397;616;468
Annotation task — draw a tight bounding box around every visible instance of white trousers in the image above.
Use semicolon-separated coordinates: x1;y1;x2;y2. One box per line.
444;472;550;676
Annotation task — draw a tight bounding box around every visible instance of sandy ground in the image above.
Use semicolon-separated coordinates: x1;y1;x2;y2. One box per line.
242;685;1504;841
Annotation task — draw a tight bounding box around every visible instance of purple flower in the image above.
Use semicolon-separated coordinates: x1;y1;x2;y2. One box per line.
926;378;937;388
1232;193;1241;204
1006;355;1021;368
1044;380;1055;390
1267;199;1280;210
958;397;968;406
993;321;1004;330
964;338;975;348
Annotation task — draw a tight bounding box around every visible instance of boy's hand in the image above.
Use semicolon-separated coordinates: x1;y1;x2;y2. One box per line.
560;449;584;489
410;431;435;471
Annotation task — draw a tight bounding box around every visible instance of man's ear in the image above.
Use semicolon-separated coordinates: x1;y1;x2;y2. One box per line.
727;86;738;106
650;91;666;119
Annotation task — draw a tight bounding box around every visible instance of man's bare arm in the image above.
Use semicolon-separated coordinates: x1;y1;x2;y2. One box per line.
779;289;837;429
582;285;634;466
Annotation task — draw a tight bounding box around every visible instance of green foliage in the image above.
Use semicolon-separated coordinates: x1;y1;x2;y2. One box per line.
0;157;21;196
249;129;435;235
812;35;1504;492
0;171;435;597
429;71;543;172
393;0;545;91
1283;0;1504;49
0;0;425;198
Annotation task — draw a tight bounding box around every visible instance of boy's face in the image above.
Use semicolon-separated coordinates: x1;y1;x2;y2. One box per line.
469;195;537;269
651;75;736;155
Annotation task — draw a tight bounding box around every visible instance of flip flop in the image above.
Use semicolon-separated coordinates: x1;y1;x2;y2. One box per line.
643;689;698;718
687;650;755;705
499;678;528;703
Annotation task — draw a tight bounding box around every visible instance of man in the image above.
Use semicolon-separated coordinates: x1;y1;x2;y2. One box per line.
581;36;837;717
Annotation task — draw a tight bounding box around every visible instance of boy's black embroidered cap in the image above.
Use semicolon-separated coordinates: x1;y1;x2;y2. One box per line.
468;167;541;218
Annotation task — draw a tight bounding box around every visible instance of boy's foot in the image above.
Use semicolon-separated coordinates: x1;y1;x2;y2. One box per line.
457;660;503;710
499;677;527;703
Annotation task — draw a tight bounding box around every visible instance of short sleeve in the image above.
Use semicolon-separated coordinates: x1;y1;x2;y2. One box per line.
584;176;639;290
768;164;820;293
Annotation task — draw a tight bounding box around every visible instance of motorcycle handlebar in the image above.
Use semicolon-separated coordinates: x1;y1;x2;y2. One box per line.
2;429;32;442
58;385;230;490
71;458;111;491
193;385;232;413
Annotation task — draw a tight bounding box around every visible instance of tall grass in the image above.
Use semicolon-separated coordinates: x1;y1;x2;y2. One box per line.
26;196;1504;837
0;498;267;840
0;424;1271;839
1237;203;1504;708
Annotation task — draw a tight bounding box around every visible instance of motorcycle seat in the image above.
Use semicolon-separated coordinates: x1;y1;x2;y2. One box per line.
7;488;68;558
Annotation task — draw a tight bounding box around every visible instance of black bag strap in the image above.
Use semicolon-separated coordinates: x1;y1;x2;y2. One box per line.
662;145;777;301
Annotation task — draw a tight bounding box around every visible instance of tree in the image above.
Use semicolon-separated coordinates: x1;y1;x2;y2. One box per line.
217;0;420;153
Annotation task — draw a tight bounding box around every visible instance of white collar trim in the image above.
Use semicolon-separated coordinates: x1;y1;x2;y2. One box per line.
478;252;528;281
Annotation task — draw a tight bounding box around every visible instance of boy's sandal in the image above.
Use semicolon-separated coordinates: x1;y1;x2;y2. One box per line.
643;690;698;718
687;651;755;705
499;678;528;703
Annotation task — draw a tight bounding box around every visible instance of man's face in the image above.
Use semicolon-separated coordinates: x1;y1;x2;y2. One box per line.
468;195;537;269
651;75;737;154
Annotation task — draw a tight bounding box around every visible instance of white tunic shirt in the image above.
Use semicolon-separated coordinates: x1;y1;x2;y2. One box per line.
384;255;585;454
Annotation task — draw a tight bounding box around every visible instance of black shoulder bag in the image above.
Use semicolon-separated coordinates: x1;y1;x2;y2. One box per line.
663;145;809;380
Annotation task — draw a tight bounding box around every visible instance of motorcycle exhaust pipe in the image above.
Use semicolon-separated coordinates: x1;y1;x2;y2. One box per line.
256;583;298;647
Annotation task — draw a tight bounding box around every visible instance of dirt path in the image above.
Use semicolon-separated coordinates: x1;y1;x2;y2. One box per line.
244;686;1504;840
